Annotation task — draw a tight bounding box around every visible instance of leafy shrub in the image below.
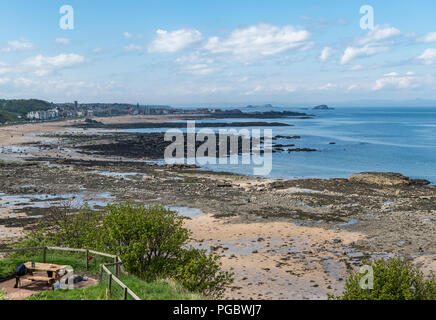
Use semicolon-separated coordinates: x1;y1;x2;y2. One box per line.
332;258;436;300
98;203;234;297
17;202;234;298
27;204;102;249
173;248;234;298
98;203;190;280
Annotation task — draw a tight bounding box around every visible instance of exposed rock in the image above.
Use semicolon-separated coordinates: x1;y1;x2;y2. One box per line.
287;148;318;152
274;135;301;140
349;172;430;187
313;105;334;110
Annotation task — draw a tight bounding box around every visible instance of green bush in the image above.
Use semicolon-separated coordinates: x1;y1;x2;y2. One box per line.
98;203;190;281
26;205;102;249
98;203;234;297
13;202;234;298
332;258;436;300
174;248;234;298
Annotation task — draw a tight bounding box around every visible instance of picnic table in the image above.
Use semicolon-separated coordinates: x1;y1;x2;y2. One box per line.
15;262;66;290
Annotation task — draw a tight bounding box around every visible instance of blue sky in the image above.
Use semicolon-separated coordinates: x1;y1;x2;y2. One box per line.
1;0;436;106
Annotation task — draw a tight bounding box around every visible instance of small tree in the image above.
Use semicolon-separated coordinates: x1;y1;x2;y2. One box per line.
332;258;436;300
21;201;235;297
174;248;234;299
25;204;102;249
99;203;190;280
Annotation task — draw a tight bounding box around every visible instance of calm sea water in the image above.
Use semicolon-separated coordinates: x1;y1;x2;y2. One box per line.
124;107;436;184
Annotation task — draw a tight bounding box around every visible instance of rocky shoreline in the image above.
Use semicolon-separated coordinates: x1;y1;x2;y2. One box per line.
70;121;292;130
0;115;434;299
24;131;318;160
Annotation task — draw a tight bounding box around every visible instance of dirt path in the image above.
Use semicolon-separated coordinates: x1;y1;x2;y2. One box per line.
1;274;98;300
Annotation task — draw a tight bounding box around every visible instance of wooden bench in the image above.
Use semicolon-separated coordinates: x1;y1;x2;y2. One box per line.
15;262;65;290
21;275;55;284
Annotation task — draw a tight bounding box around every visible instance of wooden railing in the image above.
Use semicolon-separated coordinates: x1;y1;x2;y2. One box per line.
0;246;140;300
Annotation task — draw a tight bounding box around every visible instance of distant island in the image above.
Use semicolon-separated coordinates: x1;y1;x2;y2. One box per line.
313;105;334;110
246;104;275;108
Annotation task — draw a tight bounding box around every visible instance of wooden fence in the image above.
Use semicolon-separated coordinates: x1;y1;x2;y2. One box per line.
0;246;140;300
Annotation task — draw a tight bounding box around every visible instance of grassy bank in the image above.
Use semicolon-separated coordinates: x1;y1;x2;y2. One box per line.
0;250;105;280
0;250;203;300
28;277;202;300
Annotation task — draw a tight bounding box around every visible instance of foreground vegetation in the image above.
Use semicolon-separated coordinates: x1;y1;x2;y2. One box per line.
0;250;202;300
3;203;233;300
28;278;201;300
331;258;436;300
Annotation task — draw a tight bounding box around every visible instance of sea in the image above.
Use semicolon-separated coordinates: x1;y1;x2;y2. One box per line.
122;107;436;184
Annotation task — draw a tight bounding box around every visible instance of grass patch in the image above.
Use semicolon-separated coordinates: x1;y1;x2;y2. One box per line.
0;250;110;280
1;251;203;300
28;278;202;300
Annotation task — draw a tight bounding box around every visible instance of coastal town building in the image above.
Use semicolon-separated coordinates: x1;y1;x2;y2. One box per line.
26;108;59;120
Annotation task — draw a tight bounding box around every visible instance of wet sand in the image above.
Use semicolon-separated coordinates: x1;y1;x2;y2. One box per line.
186;214;365;299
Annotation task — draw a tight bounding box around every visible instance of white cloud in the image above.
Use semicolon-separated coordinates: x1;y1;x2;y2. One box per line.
319;47;334;62
273;85;296;93
124;44;143;52
384;72;399;77
0;62;9;75
204;23;310;58
123;32;133;38
22;54;85;68
357;25;401;45
176;52;217;75
21;53;85;76
55;37;71;45
340;25;400;64
14;77;34;86
417;32;436;43
0;78;11;85
148;29;202;53
92;47;104;53
2;39;34;52
373;72;420;90
245;86;265;95
350;64;363;71
341;45;388;64
0;68;10;75
416;48;436;64
180;64;216;75
244;83;297;95
318;83;337;90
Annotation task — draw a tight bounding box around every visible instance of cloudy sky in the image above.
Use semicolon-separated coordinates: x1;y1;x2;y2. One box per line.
1;0;436;106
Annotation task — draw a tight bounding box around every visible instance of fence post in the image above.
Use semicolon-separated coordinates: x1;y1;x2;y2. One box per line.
99;265;103;283
123;287;128;300
107;274;112;298
43;247;47;263
85;250;89;271
114;256;120;278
